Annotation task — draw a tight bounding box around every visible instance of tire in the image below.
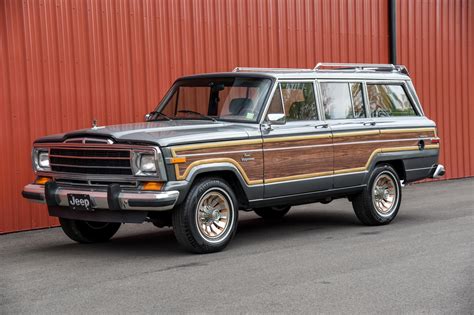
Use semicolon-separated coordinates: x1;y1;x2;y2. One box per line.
59;218;121;243
352;164;402;225
254;206;291;220
172;177;239;254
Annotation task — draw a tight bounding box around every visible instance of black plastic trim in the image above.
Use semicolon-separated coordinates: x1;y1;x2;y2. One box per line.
127;198;176;208
45;181;59;206
107;184;122;211
21;191;44;201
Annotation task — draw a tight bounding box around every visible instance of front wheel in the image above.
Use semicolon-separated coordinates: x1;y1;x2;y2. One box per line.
172;177;238;253
352;164;402;225
59;218;121;243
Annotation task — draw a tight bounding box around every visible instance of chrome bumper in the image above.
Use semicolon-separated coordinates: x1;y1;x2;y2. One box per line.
431;164;446;178
22;184;179;211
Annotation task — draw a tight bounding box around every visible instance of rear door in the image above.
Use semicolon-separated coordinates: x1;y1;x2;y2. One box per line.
317;80;380;188
262;80;333;198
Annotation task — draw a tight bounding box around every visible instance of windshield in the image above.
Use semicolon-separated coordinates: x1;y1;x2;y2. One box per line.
153;77;272;123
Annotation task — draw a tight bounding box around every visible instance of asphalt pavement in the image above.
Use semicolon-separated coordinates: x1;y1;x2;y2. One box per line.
1;178;473;314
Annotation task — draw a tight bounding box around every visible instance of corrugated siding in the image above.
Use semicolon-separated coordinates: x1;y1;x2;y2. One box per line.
397;0;474;180
0;0;470;234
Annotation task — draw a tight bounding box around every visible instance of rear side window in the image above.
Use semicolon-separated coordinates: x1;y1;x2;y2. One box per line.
367;84;417;117
320;82;366;119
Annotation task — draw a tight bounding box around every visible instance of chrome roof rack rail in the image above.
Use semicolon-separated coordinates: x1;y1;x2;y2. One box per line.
232;67;313;73
231;63;409;75
314;62;409;75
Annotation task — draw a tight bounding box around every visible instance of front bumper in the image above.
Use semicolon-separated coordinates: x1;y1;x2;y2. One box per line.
22;183;179;211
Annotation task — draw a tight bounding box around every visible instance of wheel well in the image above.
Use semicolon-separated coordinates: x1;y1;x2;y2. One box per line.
192;171;249;209
376;160;406;182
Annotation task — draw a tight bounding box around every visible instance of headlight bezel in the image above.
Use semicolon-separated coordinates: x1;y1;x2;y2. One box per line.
32;148;51;172
131;148;167;179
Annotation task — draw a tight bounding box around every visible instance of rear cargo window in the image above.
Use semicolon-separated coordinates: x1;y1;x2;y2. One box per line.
320;82;366;119
367;84;417;117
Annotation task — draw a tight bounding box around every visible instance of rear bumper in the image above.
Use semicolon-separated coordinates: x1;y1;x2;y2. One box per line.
22;183;179;211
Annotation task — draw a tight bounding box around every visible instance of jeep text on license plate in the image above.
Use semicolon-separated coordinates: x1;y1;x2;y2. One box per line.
67;194;93;211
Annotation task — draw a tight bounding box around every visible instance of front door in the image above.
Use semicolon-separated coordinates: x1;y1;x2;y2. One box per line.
262;81;333;198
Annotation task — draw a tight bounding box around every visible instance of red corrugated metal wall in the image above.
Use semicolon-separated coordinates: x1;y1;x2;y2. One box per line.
397;0;474;181
0;0;471;233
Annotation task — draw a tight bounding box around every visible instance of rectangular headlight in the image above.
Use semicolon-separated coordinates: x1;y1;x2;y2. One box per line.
33;148;51;172
131;148;166;180
139;154;157;172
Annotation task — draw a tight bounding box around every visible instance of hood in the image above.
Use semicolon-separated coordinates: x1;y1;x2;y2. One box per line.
34;120;260;146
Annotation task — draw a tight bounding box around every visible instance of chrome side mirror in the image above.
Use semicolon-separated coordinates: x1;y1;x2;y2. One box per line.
145;113;152;121
267;113;286;125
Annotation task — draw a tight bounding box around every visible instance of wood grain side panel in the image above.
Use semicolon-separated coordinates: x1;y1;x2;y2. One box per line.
263;137;333;149
175;143;262;156
379;130;436;140
263;135;333;181
173;143;263;184
177;151;263;183
334;142;380;172
332;134;380;144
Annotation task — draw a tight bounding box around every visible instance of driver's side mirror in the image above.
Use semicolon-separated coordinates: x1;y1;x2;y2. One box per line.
266;113;286;125
144;113;152;121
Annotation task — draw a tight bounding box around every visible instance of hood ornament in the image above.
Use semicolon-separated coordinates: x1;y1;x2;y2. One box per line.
91;119;104;130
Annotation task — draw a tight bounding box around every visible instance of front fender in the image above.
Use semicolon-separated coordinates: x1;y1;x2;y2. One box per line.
163;162;263;205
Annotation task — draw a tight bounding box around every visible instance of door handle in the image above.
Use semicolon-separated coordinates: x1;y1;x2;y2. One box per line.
315;123;329;129
362;121;376;126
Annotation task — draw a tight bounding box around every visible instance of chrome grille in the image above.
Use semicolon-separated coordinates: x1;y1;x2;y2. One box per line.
49;147;133;175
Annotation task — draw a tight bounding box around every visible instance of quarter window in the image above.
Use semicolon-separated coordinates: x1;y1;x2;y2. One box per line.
320;82;366;119
367;84;417;117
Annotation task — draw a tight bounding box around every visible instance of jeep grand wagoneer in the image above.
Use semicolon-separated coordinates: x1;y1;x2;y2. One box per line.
22;63;445;253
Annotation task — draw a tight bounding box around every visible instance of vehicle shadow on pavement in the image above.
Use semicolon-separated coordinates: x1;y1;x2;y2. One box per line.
26;208;423;257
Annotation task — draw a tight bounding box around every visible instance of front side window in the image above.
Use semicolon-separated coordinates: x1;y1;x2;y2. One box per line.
266;82;318;121
156;77;272;123
367;84;417;117
321;82;366;119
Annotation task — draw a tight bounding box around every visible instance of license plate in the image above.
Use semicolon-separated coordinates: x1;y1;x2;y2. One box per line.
67;194;93;211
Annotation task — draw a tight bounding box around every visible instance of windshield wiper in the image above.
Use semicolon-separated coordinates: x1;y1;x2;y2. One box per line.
148;111;172;121
177;110;217;122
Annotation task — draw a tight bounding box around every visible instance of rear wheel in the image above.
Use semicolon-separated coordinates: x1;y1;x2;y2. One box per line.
254;206;291;220
59;218;121;243
172;177;238;253
352;164;402;225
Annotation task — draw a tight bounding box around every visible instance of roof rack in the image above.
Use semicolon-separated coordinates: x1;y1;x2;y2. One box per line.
232;67;314;73
232;63;409;75
314;63;409;75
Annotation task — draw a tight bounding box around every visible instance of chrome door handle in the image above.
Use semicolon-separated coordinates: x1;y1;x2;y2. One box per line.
315;123;329;129
362;121;376;126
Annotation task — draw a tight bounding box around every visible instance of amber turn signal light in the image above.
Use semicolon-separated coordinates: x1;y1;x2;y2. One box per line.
170;157;186;164
35;177;51;185
142;182;163;191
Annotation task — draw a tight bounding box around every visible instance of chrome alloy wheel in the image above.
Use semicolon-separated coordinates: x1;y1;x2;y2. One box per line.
371;172;399;217
195;188;234;243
